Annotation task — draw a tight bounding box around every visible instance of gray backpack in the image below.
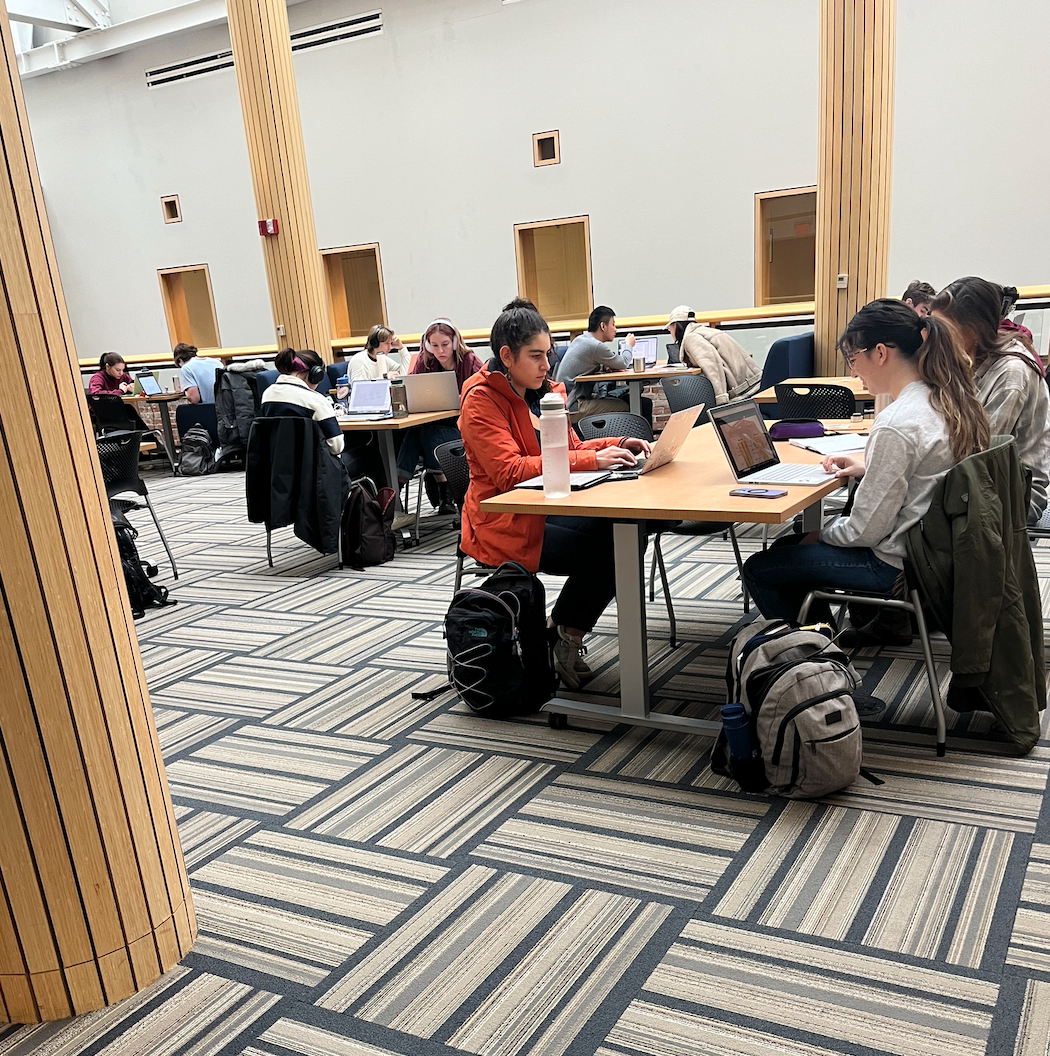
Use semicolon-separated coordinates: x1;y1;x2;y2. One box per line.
726;619;863;799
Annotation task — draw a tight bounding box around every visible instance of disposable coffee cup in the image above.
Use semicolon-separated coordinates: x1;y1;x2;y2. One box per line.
633;355;645;373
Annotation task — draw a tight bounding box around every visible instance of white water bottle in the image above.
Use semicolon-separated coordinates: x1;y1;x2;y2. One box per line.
538;392;571;499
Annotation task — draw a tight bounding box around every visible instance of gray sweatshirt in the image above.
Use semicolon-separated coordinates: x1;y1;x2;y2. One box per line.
974;341;1050;523
821;381;955;569
555;333;632;410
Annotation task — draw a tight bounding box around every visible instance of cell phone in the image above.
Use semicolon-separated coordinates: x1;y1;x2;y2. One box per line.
729;487;788;498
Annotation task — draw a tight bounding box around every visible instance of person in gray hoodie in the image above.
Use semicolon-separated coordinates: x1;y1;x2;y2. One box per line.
555;306;653;423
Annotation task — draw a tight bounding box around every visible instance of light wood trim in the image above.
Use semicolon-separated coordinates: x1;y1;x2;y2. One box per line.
160;195;181;224
480;423;843;523
513;215;593;322
321;243;387;340
157;264;220;350
532;130;560;167
754;185;818;306
0;4;194;1023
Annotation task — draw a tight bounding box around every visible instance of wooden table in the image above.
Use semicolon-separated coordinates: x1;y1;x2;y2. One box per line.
121;392;183;465
339;409;459;516
573;366;702;417
753;376;872;404
480;423;843;736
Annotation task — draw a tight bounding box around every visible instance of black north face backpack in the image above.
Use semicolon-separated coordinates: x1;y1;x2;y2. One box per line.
444;562;556;717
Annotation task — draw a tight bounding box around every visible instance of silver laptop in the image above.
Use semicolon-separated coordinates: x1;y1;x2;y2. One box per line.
708;400;834;486
402;371;459;414
620;335;658;367
610;404;704;476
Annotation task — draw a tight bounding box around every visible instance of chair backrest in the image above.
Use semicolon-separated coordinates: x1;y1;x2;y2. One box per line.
86;393;137;434
661;374;716;420
255;370;279;395
96;430;146;499
434;440;470;508
576;412;653;442
774;383;856;420
758;332;815;418
175;402;220;444
327;363;348;388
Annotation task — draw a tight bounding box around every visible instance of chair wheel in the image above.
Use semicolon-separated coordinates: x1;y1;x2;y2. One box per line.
548;713;568;730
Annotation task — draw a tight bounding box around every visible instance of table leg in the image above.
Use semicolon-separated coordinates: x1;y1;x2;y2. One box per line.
379;431;401;511
158;402;177;471
628;380;642;417
800;499;822;533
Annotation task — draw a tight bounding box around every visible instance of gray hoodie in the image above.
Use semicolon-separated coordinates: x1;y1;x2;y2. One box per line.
555;333;632;410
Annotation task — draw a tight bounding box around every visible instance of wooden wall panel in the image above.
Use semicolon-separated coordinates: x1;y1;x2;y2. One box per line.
814;0;895;373
0;4;195;1024
226;0;332;359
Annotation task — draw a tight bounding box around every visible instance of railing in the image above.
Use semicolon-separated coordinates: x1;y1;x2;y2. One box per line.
74;285;1050;371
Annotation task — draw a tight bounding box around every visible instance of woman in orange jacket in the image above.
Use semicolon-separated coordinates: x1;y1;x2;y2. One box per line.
459;299;650;687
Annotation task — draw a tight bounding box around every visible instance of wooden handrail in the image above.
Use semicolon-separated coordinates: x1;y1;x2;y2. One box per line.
76;286;1050;369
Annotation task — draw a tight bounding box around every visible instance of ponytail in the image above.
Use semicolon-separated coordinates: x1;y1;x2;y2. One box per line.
98;351;124;371
838;298;988;462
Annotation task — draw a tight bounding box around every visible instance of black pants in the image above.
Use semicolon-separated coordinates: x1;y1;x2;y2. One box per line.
538;516;622;633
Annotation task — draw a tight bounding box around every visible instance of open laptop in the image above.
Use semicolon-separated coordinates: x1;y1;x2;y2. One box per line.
344;378;392;418
621;336;658;368
402;371;459;414
708;399;835;486
609;404;704;477
136;371;162;396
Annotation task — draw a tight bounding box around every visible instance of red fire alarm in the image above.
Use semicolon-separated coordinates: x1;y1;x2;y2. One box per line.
258;218;279;236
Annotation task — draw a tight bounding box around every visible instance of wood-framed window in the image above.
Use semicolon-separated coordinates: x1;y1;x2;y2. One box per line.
755;187;817;306
322;243;387;339
158;264;219;349
513;216;592;324
532;130;560;167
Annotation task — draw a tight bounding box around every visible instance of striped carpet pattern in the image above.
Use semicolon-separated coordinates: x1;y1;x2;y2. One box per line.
2;468;1050;1056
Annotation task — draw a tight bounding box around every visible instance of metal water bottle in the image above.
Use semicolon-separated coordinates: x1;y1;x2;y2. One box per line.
538;392;571;499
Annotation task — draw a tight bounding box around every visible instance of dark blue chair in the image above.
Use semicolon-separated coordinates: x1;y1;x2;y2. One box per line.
175;402;219;445
327;363;349;388
255;369;279;395
758;332;815;418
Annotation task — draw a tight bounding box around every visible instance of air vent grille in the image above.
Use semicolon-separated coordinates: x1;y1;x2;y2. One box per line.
144;9;382;88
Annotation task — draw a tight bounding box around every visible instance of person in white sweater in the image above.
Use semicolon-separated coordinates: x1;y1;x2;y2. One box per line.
742;299;990;624
348;325;411;382
930;276;1050;524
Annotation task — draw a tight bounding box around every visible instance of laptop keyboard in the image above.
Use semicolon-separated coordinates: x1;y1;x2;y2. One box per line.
745;463;834;485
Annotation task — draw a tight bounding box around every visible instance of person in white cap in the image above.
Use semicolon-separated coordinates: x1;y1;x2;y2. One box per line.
667;305;762;404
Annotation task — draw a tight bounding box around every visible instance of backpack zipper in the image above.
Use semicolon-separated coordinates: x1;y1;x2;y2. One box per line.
770;688;852;766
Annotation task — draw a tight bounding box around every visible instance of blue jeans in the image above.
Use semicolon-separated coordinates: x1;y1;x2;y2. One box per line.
396;421;461;479
742;536;900;623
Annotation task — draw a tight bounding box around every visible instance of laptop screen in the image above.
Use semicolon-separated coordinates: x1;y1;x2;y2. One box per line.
708;401;780;476
622;336;659;367
348;379;391;414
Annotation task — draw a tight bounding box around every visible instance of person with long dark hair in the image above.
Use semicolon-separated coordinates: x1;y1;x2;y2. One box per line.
458;298;650;687
930;276;1050;523
742;299;989;624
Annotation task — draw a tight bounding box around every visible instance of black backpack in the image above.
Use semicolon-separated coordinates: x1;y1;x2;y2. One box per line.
179;425;215;476
445;562;556;717
114;523;175;619
339;478;396;570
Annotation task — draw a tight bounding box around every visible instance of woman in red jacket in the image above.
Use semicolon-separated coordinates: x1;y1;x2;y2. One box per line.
459;299;650;687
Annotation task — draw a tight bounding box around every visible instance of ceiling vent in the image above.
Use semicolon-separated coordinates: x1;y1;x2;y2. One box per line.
292;10;383;53
144;9;382;88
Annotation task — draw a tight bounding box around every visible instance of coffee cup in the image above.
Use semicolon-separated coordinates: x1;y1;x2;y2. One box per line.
633;355;645;373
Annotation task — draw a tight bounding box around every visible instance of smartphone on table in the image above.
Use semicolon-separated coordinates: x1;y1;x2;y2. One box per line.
729;487;788;498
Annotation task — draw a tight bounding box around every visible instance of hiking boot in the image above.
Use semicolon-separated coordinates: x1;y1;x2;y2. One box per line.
553;626;593;689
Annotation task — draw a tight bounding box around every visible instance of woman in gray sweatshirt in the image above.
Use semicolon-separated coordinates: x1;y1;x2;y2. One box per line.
742;300;990;623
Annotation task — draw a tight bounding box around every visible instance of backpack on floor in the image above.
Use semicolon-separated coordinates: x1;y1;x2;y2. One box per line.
339;477;396;570
717;619;862;799
114;522;175;619
179;425;215;476
445;562;556;717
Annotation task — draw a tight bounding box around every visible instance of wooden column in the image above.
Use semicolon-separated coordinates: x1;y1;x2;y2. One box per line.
814;0;896;374
0;10;195;1024
226;0;332;360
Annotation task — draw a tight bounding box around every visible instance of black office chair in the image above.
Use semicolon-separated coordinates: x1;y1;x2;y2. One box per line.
774;383;856;420
96;430;178;578
87;394;175;472
575;413;652;444
435;440;491;592
661;374;716;421
175;402;220;445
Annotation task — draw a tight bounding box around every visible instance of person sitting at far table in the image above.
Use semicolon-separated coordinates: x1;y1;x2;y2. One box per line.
555;305;652;423
901;280;936;317
349;325;411;381
174;343;224;404
88;352;133;395
667;305;761;404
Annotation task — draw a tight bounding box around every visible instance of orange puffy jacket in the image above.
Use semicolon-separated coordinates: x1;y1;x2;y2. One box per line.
458;368;625;571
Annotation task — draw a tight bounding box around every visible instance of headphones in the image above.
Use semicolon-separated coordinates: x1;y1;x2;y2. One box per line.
366;325;384;352
424;319;454;356
292;356;326;385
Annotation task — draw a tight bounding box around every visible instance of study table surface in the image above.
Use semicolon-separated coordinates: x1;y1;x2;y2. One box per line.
753;376;872;404
480;423;843;736
338;409;460;520
572;365;702;417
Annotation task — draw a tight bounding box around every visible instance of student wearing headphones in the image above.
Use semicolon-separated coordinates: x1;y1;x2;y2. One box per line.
396;318;483;513
261;348;344;455
348;325;410;381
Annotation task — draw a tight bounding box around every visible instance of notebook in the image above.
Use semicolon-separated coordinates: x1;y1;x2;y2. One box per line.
515;470;611;490
788;434;867;456
708;400;835;486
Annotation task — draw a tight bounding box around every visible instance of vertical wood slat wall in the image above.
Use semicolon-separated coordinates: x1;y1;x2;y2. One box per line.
225;0;332;361
814;0;896;374
0;7;195;1025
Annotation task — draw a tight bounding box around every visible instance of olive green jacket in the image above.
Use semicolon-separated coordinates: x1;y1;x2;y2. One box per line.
907;435;1045;755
